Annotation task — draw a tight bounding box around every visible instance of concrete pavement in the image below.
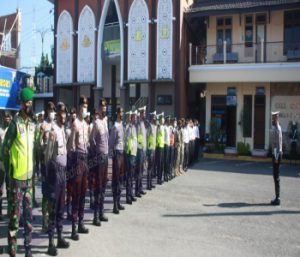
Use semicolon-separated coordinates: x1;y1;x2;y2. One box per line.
0;159;299;257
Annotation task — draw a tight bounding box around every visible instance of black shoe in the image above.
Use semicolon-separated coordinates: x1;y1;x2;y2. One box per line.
131;197;137;202
135;193;142;198
57;236;70;249
71;226;79;241
270;198;280;206
25;249;33;257
99;214;108;222
126;199;132;205
147;187;151;190
47;244;57;256
78;223;89;234
113;208;119;214
118;204;125;211
93;217;101;227
140;191;146;195
151;185;156;189
157;181;163;185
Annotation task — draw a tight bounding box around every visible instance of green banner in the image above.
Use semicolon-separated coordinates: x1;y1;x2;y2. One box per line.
104;40;120;56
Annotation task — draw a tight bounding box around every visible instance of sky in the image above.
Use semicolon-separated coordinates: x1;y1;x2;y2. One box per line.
0;0;54;74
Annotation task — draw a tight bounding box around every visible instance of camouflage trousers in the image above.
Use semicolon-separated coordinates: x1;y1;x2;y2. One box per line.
8;179;33;256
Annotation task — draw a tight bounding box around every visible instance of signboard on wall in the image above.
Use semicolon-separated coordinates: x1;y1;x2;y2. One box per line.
0;66;26;110
271;96;300;131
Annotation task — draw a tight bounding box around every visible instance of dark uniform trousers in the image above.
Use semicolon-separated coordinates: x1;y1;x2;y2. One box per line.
71;152;88;225
8;179;33;256
135;149;145;195
126;155;136;201
189;140;195;165
66;151;76;217
94;153;108;217
156;147;164;183
147;149;155;189
272;154;282;199
47;160;66;238
112;150;124;205
169;146;175;178
183;143;189;171
164;145;170;181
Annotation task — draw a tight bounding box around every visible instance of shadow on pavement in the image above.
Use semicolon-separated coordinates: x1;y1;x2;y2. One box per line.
191;159;300;178
163;210;300;218
203;202;271;208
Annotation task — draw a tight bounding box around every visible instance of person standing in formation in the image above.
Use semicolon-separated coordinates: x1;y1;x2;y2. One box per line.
156;113;165;185
45;103;70;256
2;88;35;257
109;107;125;214
69;96;90;240
136;106;147;198
125;111;138;204
146;111;157;190
90;99;109;226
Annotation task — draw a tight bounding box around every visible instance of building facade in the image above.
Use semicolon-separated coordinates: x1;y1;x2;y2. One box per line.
186;0;300;155
50;0;192;119
0;9;21;69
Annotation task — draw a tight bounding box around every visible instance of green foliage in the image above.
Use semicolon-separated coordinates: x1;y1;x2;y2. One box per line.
237;142;250;156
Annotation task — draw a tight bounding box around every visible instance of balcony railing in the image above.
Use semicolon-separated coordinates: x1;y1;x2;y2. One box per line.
189;41;300;66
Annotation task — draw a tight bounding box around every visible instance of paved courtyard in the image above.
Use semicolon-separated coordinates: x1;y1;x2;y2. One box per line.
0;159;299;257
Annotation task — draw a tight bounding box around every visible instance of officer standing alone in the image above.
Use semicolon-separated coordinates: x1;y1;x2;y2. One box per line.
270;111;283;206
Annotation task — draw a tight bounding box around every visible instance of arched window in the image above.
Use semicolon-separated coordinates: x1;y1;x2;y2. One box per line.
78;5;96;83
156;0;173;79
56;11;73;83
128;0;149;80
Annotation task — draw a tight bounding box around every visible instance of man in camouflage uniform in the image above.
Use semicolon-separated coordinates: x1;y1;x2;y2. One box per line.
2;87;35;257
0;112;12;220
45;103;70;256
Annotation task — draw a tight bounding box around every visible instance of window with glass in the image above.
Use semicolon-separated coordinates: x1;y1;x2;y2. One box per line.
216;17;232;53
284;10;300;53
245;15;253;47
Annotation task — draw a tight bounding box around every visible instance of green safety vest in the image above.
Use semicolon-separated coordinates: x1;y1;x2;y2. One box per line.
10;116;35;180
157;126;164;148
127;134;134;155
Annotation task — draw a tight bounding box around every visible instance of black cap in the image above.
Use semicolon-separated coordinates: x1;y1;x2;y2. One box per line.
116;107;123;114
56;102;66;113
79;95;88;106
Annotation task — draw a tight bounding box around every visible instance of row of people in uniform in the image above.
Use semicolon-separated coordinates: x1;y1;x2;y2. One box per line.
0;87;201;257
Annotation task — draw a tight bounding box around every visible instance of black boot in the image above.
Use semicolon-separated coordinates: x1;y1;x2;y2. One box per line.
93;211;101;226
25;249;33;257
270;198;280;206
113;201;119;214
71;225;79;241
47;238;58;256
78;222;89;234
57;233;70;248
118;202;125;211
99;213;108;222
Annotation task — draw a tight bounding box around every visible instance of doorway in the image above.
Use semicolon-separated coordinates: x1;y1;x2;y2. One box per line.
226;106;237;147
254;95;266;149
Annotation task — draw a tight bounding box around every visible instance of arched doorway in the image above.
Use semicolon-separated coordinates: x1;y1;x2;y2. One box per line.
97;0;124;125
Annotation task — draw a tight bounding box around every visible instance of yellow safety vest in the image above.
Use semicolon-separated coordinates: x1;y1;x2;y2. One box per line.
157;126;164;148
10;116;35;180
